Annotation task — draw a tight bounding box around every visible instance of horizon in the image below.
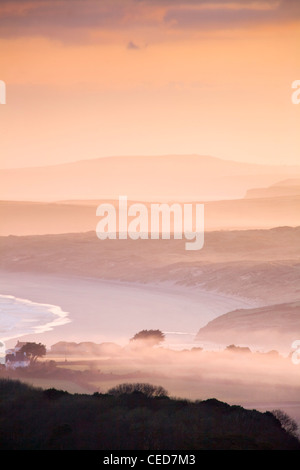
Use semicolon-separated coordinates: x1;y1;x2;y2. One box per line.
1;153;300;172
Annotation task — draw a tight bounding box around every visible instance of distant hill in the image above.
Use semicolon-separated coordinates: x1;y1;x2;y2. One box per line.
1;227;299;307
196;301;300;353
0;379;299;450
245;178;300;199
273;179;300;187
1;154;300;201
1;193;299;236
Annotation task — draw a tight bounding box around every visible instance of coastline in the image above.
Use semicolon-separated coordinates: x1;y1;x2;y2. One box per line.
0;293;70;342
0;269;256;349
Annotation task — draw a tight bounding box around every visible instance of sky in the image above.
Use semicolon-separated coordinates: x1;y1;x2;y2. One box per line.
0;0;299;169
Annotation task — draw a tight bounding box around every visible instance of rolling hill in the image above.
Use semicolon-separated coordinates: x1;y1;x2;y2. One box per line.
196;301;300;353
1;154;300;201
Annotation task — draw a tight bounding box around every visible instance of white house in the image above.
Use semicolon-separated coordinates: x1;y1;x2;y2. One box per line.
5;341;30;369
0;340;5;365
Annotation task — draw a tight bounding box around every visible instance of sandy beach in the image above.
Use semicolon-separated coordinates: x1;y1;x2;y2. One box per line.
0;270;254;348
0;294;70;342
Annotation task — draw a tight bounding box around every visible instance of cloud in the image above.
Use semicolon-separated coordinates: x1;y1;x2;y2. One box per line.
0;0;299;41
163;0;300;30
0;0;137;41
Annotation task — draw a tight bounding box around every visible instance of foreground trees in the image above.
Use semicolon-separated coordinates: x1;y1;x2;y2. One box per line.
272;409;299;437
107;382;168;398
0;378;299;450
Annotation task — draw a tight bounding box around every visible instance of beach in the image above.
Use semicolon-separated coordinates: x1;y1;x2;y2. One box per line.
0;270;254;348
0;293;70;342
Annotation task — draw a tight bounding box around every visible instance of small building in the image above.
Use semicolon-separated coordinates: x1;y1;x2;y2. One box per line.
0;340;5;365
5;341;30;369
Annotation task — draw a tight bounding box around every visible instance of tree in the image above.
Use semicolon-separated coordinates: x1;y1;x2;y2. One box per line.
130;329;165;346
272;409;299;438
107;382;168;398
225;344;251;354
20;342;46;363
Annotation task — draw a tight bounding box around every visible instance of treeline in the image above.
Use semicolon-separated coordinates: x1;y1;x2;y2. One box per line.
0;379;299;450
49;340;279;356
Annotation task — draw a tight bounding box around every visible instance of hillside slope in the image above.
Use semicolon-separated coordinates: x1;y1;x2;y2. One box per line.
196;301;300;352
0;379;299;450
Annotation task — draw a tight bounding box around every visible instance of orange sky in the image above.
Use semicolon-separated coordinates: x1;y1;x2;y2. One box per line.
0;0;299;168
